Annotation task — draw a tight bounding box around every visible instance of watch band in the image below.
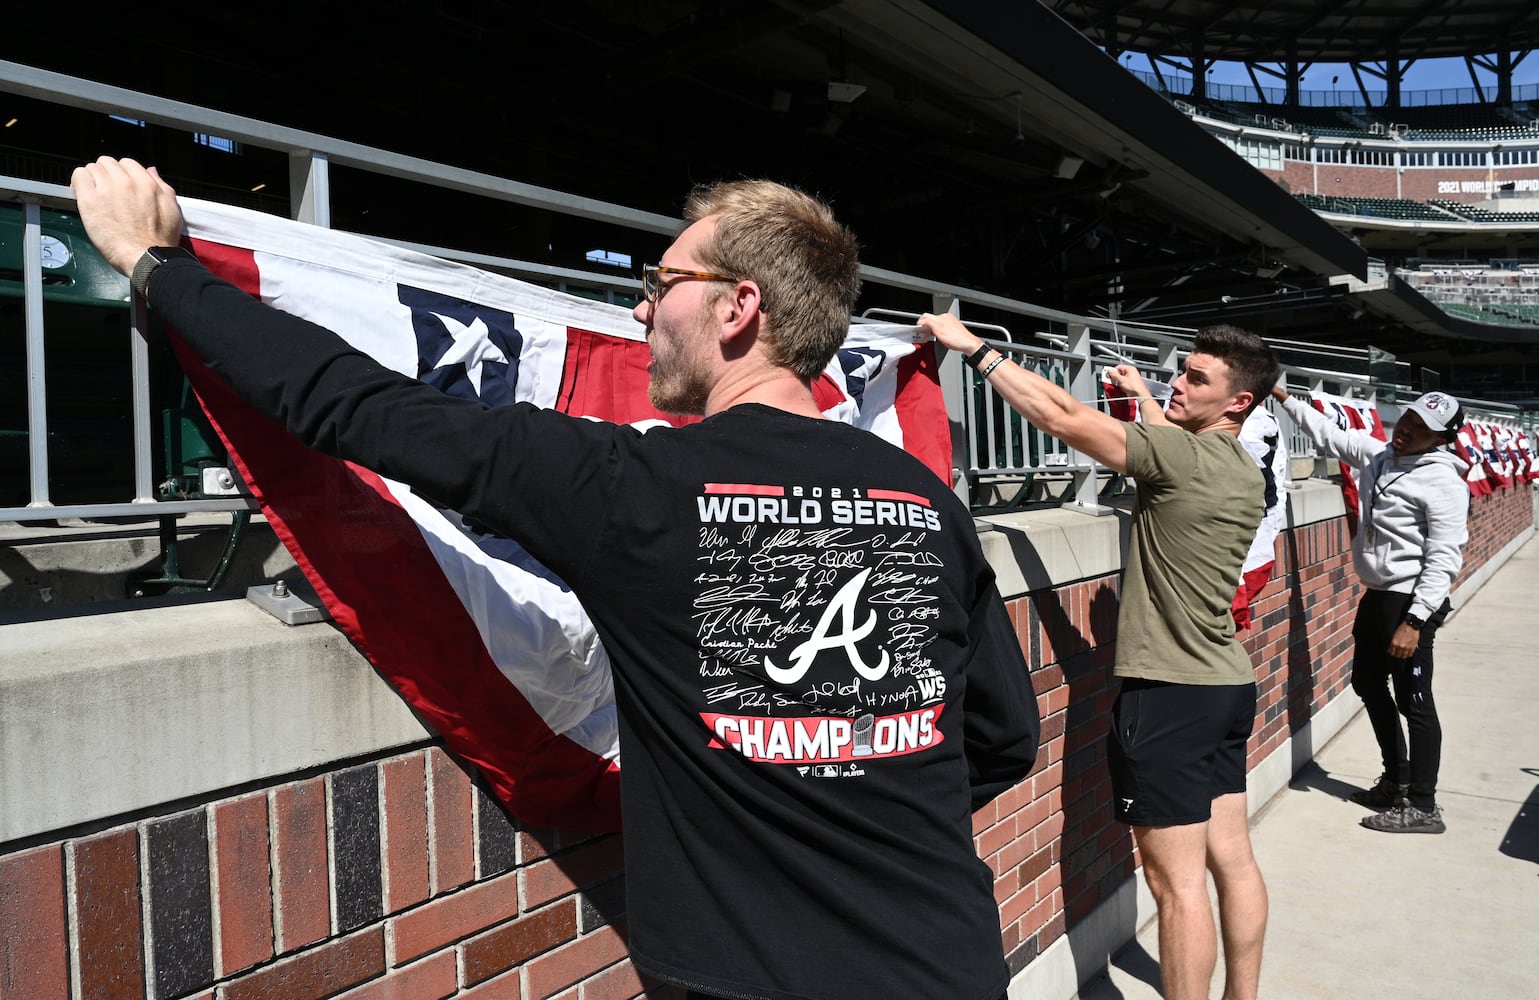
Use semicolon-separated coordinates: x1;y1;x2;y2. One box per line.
1404;613;1427;630
963;343;992;370
130;245;198;299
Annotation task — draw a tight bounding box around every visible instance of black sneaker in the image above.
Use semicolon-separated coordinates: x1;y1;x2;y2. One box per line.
1349;774;1408;809
1361;803;1445;834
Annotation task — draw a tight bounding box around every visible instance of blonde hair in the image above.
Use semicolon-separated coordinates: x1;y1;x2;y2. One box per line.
683;180;860;379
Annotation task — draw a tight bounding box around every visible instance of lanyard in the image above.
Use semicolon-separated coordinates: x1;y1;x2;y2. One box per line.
1363;462;1422;543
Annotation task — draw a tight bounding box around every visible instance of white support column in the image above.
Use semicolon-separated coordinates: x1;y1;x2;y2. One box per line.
289;150;332;227
22;201;50;508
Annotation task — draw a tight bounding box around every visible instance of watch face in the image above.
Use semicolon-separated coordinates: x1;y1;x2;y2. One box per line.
39;234;71;269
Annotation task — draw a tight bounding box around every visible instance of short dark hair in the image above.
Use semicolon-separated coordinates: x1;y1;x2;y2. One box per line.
1192;324;1280;419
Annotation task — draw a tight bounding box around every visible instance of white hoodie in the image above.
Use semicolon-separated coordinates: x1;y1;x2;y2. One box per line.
1283;396;1470;620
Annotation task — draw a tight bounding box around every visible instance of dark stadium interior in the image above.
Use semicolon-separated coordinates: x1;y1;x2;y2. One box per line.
5;1;1539;397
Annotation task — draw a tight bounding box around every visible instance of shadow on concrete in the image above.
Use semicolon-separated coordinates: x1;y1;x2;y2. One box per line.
1075;939;1162;999
1500;769;1539;868
1286;759;1369;803
1109;941;1162;994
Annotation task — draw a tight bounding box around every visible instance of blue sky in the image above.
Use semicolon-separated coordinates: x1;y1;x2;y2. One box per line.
1123;52;1539;101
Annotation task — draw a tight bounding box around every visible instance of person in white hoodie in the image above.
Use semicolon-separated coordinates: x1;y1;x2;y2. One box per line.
1272;387;1469;834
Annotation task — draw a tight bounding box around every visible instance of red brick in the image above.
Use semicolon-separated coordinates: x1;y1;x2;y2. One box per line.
521;837;626;908
428;747;475;894
334;951;457;1000
382;755;430;913
390;870;520;964
1000;882;1039;925
222;928;385;1000
523;925;629;1000
273;779;331;953
1020;846;1057;895
993;827;1033;877
519;826;560;866
457;969;524;998
72;828;145;999
463;901;579;985
975;817;1013;862
214;793;275;975
1030;760;1063;799
0;844;67;999
992;778;1035;818
580;957;649;1000
1017;889;1059;938
1029;811;1065;854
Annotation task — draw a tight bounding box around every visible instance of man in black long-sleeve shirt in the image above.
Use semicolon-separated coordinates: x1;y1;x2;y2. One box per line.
72;157;1040;1000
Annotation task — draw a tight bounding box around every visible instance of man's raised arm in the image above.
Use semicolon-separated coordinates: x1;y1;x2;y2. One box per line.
918;312;1131;473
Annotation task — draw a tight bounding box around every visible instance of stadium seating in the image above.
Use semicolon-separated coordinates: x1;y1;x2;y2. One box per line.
1293;194;1451;221
1428;199;1539;223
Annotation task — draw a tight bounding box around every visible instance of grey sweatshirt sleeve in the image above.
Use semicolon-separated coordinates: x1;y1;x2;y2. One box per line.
1282;395;1387;469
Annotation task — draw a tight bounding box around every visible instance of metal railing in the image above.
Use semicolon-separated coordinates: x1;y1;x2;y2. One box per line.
1;59;1533;528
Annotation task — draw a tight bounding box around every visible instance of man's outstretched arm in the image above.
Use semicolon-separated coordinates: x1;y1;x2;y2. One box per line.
919;312;1131;473
69;156;617;577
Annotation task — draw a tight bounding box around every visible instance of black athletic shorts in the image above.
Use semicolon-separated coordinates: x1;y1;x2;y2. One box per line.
1107;678;1257;827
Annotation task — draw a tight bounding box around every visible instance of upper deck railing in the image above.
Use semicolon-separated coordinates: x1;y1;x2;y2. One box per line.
1;59;1530;527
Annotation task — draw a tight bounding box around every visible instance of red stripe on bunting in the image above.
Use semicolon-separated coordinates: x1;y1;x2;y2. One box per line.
893;342;951;485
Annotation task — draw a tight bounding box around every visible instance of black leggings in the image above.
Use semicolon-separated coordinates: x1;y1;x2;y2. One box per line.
1351;589;1449;808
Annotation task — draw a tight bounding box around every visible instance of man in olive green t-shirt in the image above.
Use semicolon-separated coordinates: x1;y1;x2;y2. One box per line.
919;315;1280;1000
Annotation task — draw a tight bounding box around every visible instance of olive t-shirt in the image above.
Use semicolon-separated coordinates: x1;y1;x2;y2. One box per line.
1116;422;1263;685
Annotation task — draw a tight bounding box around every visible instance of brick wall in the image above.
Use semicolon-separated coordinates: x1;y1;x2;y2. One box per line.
1;747;668;1000
3;484;1531;1000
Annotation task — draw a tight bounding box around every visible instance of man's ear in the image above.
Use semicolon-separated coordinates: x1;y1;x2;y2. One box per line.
718;280;763;345
1224;389;1256;419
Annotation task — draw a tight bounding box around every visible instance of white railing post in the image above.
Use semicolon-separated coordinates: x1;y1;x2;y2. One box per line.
129;294;157;504
22;200;51;509
290;151;331;227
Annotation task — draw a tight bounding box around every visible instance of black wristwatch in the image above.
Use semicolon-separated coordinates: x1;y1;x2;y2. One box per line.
963;343;992;370
130;245;198;298
1404;613;1427;631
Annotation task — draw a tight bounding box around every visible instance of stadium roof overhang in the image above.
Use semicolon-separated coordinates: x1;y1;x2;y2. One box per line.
0;0;1367;327
1049;1;1539;105
11;0;1536;373
1050;1;1539;63
858;1;1370;276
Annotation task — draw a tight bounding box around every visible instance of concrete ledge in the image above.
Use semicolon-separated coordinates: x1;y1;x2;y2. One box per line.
0;514;298;613
0;595;429;844
978;500;1132;597
1280;477;1347;529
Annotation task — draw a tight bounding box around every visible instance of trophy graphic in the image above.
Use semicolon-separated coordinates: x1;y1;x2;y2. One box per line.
852;713;876;756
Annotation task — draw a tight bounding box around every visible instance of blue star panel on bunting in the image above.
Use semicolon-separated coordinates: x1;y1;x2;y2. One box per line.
402;284;524;408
